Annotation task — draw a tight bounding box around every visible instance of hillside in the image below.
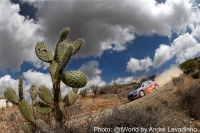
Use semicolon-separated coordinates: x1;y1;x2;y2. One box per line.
1;74;200;133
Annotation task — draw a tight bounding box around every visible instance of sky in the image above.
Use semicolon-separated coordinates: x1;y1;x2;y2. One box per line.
0;0;200;99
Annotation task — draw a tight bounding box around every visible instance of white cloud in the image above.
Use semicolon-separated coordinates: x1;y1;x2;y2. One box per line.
171;33;200;64
0;0;45;72
0;75;19;97
79;60;106;88
85;76;106;88
78;60;102;79
110;76;136;85
127;32;200;73
191;24;200;38
153;44;175;68
126;57;153;73
23;69;71;97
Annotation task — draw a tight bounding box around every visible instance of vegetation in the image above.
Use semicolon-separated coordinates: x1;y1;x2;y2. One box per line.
190;71;200;79
3;27;87;132
179;83;200;120
79;88;87;98
179;59;198;74
90;85;99;96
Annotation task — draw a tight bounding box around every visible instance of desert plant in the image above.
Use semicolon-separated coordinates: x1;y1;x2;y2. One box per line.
4;27;88;132
179;59;198;74
172;76;184;86
190;71;200;79
179;83;200;120
99;85;118;94
79;88;87;98
97;105;157;130
90;85;99;96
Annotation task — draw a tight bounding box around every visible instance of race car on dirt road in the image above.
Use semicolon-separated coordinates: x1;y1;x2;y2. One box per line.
127;80;159;101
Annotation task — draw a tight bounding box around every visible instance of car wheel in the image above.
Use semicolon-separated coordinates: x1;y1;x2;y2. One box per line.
139;90;145;97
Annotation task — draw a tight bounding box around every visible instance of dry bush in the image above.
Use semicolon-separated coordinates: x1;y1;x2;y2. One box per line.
190;71;200;79
99;85;118;94
179;82;200;120
172;76;184;86
95;105;158;131
80;88;87;98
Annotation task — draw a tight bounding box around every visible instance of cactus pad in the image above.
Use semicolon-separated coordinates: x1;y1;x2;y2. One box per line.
4;88;19;104
19;100;35;123
54;40;73;70
72;88;78;93
38;85;54;105
29;85;37;101
35;101;52;115
35;119;50;132
23;124;35;133
57;27;70;44
49;60;59;77
18;75;24;101
63;91;77;106
72;38;84;55
61;71;87;88
35;42;53;63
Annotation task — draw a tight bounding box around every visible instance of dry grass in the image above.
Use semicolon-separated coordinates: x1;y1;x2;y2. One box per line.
179;82;200;120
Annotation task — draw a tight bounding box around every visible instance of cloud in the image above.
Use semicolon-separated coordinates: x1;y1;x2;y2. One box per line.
171;33;200;64
0;0;199;72
126;57;153;73
110;76;137;85
0;75;19;97
20;0;197;58
23;69;71;97
78;60;102;79
0;0;45;72
127;33;200;73
155;65;182;87
79;60;106;88
153;44;175;68
85;76;106;88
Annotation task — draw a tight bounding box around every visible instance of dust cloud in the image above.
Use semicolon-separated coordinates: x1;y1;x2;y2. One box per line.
155;65;183;87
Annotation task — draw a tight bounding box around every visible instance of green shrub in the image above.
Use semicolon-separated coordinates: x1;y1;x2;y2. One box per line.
179;59;198;74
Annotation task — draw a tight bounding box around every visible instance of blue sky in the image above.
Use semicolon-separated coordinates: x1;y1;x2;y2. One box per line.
0;0;200;97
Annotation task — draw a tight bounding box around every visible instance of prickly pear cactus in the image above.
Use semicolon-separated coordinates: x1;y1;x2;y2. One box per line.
29;85;37;101
4;88;19;104
35;42;53;63
34;26;88;128
60;71;87;88
63;91;77;106
38;85;54;105
3;26;88;132
19;100;35;123
18;75;24;101
23;124;35;133
35;101;52;115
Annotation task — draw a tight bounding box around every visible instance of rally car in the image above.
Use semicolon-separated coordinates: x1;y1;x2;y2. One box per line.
127;80;159;101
